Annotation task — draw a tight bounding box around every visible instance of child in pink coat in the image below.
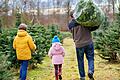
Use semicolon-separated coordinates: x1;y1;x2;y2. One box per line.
48;36;65;80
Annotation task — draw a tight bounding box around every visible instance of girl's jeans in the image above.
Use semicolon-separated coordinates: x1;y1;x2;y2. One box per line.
54;64;62;80
20;60;28;80
76;43;94;78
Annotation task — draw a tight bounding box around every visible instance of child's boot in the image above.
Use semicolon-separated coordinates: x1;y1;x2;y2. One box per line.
59;75;62;80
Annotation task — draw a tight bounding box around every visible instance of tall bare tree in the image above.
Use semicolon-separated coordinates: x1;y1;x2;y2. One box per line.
47;0;50;19
0;0;3;16
37;0;41;18
53;0;56;23
66;0;71;23
21;0;30;24
3;0;9;27
22;0;27;12
56;0;61;23
11;0;15;16
29;0;35;25
111;0;115;20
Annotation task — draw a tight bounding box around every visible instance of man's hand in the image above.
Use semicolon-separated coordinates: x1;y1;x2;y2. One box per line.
87;25;100;31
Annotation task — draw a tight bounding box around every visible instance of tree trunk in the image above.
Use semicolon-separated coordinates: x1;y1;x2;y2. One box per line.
0;19;2;33
37;0;40;18
66;0;71;24
111;0;115;20
4;0;9;28
109;52;117;62
53;0;56;23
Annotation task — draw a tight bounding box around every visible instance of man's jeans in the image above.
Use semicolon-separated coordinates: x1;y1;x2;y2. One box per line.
20;60;28;80
76;43;94;78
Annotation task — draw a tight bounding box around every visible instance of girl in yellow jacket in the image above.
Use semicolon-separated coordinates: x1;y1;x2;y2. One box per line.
13;23;36;80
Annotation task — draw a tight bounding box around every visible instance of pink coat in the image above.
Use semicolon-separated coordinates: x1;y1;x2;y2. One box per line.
48;42;65;64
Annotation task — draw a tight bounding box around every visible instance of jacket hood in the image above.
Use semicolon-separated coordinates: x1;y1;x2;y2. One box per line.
52;42;62;51
17;30;27;37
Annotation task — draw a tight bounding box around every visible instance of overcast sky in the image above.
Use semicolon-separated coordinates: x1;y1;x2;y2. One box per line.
41;0;48;2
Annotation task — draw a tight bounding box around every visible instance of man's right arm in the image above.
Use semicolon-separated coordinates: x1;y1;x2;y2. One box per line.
68;19;79;30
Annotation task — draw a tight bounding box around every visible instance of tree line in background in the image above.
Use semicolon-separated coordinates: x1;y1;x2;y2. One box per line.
0;0;75;30
0;0;119;30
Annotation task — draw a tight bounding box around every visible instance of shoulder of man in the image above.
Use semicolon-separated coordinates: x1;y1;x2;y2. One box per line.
68;19;80;30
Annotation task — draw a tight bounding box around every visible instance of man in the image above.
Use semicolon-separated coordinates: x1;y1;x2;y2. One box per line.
13;23;36;80
68;12;95;80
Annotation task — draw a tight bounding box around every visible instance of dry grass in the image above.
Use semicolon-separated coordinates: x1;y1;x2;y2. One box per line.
23;38;120;80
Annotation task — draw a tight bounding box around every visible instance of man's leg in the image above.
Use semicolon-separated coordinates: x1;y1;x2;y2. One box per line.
76;48;85;79
85;43;94;80
20;60;28;80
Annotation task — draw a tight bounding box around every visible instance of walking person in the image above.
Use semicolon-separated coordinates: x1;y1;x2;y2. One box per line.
13;23;36;80
48;36;65;80
68;11;95;80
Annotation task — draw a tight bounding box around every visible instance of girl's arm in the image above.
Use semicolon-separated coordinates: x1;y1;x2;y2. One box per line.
48;47;52;58
61;46;65;57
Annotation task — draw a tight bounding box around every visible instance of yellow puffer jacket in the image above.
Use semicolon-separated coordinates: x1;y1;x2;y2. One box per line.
13;30;36;60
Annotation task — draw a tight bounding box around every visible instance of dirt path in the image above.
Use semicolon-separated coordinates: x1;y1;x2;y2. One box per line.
27;38;120;80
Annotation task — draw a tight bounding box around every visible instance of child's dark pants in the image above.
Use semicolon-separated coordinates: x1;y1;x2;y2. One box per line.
54;64;62;80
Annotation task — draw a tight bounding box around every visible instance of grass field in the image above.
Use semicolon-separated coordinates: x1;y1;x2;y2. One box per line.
15;38;120;80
